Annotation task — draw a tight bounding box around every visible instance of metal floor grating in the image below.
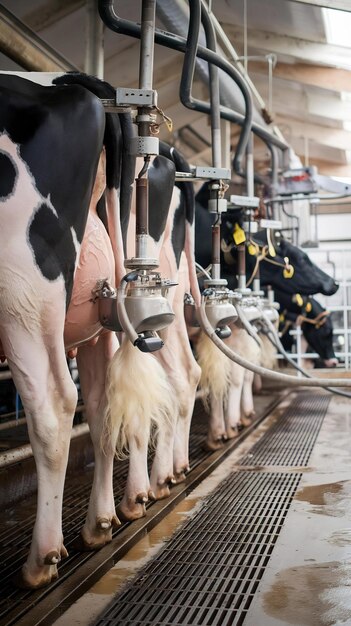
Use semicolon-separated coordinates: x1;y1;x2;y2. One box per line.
92;393;330;626
93;471;302;626
240;392;330;467
0;402;214;626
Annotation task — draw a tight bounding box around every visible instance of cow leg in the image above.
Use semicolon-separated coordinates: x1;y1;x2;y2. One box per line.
118;415;152;520
1;321;77;589
150;315;201;494
224;362;245;438
241;369;256;426
76;332;120;549
205;394;227;449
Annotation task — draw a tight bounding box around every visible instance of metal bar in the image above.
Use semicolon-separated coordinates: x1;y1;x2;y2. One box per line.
85;0;104;78
0;4;78;71
0;420;88;469
139;0;156;92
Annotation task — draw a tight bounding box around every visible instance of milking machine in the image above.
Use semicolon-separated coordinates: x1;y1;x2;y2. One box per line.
97;0;176;352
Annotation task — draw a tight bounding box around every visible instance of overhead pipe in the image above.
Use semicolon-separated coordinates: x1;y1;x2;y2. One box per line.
179;0;252;179
97;0;288;152
0;4;78;71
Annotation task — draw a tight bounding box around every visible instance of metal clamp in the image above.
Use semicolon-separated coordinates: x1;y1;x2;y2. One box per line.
116;87;158;107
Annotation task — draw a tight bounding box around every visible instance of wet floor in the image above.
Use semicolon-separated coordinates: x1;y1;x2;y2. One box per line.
245;393;351;626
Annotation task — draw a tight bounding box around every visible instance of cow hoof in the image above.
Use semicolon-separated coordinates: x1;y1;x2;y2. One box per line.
136;492;148;504
203;438;224;451
226;426;240;440
117;501;146;521
174;471;186;483
78;515;119;551
152;483;171;500
44;550;61;565
14;564;59;589
241;412;256;427
97;515;121;532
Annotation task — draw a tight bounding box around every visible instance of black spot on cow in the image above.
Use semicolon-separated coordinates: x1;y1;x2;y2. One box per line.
0;151;17;200
28;202;76;304
148;155;175;242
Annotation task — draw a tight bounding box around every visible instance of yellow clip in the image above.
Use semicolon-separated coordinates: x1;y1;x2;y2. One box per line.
305;301;312;313
283;257;294;279
279;313;285;323
233;223;246;245
295;293;303;307
248;243;257;255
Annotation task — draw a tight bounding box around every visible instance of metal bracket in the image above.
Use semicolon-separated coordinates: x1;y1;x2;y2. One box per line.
260;218;282;230
116;87;158;107
229;195;260;209
174;166;231;183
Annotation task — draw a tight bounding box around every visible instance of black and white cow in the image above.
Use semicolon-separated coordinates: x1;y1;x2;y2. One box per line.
276;290;338;368
0;72;200;588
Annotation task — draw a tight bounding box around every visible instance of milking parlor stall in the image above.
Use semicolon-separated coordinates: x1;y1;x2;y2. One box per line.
2;1;351;624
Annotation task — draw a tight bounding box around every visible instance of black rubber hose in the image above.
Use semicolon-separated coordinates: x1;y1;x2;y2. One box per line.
97;0;289;152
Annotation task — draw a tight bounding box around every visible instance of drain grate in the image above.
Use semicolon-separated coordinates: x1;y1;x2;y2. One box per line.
240;392;330;467
94;471;302;626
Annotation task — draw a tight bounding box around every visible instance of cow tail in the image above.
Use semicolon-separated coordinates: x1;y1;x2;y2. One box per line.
102;337;175;458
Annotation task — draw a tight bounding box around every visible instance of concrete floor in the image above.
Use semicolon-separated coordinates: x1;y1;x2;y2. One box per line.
245;393;351;626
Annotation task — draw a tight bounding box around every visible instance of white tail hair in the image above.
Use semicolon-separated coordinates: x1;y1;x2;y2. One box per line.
195;330;232;406
103;338;176;457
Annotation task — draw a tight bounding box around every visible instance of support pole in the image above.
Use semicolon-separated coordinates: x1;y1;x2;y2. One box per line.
85;0;104;78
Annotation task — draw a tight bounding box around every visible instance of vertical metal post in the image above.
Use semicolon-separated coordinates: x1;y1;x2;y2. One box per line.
85;0;104;78
136;0;156;260
139;0;156;91
237;244;247;290
246;132;254;197
212;223;221;281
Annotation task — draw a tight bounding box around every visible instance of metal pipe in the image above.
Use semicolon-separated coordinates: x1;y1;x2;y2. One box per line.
139;0;156;91
260;313;351;399
203;4;221;169
0;422;89;469
246;133;254;197
97;0;288;151
179;0;253;177
0;4;78;71
85;0;105;78
211;221;221;280
237;244;246;290
196;298;351;387
135;176;149;258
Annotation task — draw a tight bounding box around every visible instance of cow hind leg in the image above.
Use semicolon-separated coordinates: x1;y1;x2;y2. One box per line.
224;362;245;438
241;369;256;426
76;332;120;550
1;323;77;589
104;338;175;520
196;332;231;450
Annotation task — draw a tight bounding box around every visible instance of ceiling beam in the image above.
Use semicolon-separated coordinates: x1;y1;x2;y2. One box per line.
287;0;351;12
276;115;351;151
306;92;351;122
0;4;77;71
248;60;351;94
309;158;351;177
23;0;84;32
224;24;351;68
